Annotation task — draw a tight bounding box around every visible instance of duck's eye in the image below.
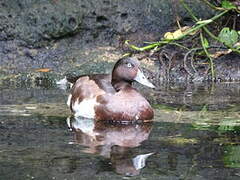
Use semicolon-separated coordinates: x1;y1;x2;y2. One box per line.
127;63;132;68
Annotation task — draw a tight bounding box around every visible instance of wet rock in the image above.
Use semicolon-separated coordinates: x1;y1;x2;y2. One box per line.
0;0;214;45
0;0;216;84
0;0;83;46
214;53;240;82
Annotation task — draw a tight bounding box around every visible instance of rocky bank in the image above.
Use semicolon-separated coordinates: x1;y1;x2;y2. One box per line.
1;0;239;87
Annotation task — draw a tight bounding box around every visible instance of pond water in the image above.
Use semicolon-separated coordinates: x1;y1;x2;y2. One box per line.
1;82;240;179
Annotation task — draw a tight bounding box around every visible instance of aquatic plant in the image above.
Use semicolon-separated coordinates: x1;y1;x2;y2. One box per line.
125;0;240;81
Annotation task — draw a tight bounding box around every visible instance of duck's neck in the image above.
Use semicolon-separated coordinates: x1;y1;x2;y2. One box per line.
111;79;132;91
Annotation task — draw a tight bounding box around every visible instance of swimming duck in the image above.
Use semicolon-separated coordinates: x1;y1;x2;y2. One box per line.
67;57;155;121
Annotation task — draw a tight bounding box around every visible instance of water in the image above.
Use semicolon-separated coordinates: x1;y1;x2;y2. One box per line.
1;83;240;179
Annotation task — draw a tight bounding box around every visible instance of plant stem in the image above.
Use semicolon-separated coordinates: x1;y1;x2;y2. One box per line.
201;0;225;11
200;33;215;81
161;10;228;42
180;0;198;21
127;1;240;55
203;28;240;53
181;0;240;54
126;9;227;51
125;40;190;51
168;42;190;50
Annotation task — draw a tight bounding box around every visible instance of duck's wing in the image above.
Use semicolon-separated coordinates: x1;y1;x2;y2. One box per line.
95;88;153;121
68;74;115;112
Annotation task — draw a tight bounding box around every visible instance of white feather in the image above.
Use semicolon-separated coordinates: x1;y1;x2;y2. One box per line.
67;94;72;107
72;98;98;118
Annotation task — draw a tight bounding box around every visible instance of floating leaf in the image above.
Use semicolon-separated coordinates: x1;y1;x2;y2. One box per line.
222;0;236;9
35;68;51;72
218;27;239;47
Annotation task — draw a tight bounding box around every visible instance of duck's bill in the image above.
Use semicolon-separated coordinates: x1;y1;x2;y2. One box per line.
134;69;155;88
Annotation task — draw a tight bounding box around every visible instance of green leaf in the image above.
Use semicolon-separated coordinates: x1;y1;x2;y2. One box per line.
222;0;236;9
218;27;239;47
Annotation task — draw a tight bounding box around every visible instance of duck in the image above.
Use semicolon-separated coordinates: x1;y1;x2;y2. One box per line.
67;57;155;121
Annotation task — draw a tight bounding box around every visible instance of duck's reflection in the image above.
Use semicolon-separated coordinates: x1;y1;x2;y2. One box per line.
67;116;154;176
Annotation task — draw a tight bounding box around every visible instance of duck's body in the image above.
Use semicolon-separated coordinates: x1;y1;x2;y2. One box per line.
67;57;154;121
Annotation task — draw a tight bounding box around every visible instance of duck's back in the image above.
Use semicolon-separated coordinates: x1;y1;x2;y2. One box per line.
67;74;115;118
95;87;154;121
72;74;115;97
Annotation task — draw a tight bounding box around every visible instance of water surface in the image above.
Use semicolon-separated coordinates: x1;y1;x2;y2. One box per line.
1;83;240;179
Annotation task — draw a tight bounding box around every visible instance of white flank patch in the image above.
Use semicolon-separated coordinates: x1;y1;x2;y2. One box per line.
67;94;72;107
72;98;97;119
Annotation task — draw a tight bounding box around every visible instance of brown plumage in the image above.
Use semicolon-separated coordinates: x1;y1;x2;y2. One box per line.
68;57;155;121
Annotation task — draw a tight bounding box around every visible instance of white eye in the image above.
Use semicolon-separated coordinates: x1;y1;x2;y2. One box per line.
127;63;132;68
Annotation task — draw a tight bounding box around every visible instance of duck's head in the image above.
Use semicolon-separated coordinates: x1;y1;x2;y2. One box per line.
111;57;155;91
